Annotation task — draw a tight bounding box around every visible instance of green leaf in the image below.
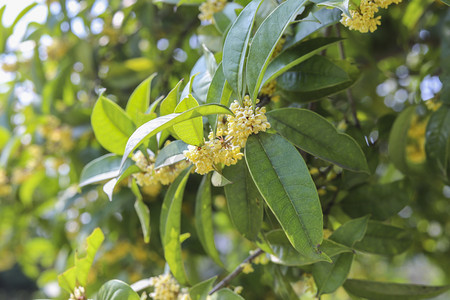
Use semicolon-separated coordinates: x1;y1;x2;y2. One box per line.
289;8;341;45
223;0;263;97
211;171;232;187
161;80;183;116
425;105;450;178
343;279;450;300
11;2;38;28
79;154;125;187
271;264;299;300
58;228;105;293
195;175;223;267
190;276;217;300
223;159;264;241
125;73;157;123
91;95;136;155
211;288;245;300
329;216;369;248
160;167;192;285
443;0;450;7
310;0;350;17
173;95;204;146
341;181;410;221
131;180;151;244
277;56;359;102
313;252;354;295
119;104;233;173
103;162;141;201
388;106;416;174
245;133;329;262
354;221;413;256
262;37;343;86
267;230;347;266
206;63;233;133
267;108;368;172
246;0;308;101
155;140;189;169
97;280;141;300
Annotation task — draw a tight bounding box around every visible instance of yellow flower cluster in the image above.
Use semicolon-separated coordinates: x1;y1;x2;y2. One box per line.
227;96;271;148
198;0;227;22
406;116;426;164
184;96;270;174
250;250;269;265
132;150;190;191
240;262;254;274
340;0;402;33
148;274;190;300
69;286;86;300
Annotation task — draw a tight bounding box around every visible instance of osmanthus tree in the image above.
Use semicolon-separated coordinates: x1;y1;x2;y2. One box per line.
55;0;450;299
1;0;450;299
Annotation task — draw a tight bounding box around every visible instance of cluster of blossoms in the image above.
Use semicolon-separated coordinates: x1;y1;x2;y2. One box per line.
69;286;87;300
198;0;227;22
184;96;270;174
340;0;402;33
148;274;190;300
132;149;190;193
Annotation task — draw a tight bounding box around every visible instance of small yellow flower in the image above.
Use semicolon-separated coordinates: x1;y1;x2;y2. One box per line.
240;262;254;274
198;0;227;22
148;274;190;300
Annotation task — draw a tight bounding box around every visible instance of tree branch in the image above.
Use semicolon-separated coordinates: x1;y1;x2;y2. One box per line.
208;249;264;295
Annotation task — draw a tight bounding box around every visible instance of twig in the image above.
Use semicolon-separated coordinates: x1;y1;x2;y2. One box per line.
335;25;361;129
208;249;264;295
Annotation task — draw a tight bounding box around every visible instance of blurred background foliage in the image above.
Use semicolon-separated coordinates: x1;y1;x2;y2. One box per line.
0;0;449;299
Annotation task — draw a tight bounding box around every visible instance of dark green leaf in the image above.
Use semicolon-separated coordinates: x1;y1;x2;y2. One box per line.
246;0;308;101
223;159;264;240
190;276;217;300
268;108;368;172
329;216;369;247
354;221;413;256
91;95;136;155
97;280;141;300
313;252;354;295
223;0;263;97
155;140;189;169
125;73;157;123
160;167;192;285
343;279;450;300
119;104;233;173
262;37;342;86
341;181;410;221
425;105;450;178
267;230;346;266
388;106;416;174
289;8;341;45
245;133;329;261
195;175;223;267
278;56;359;102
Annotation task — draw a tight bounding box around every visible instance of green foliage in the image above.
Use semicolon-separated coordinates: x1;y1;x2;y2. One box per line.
2;0;450;299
